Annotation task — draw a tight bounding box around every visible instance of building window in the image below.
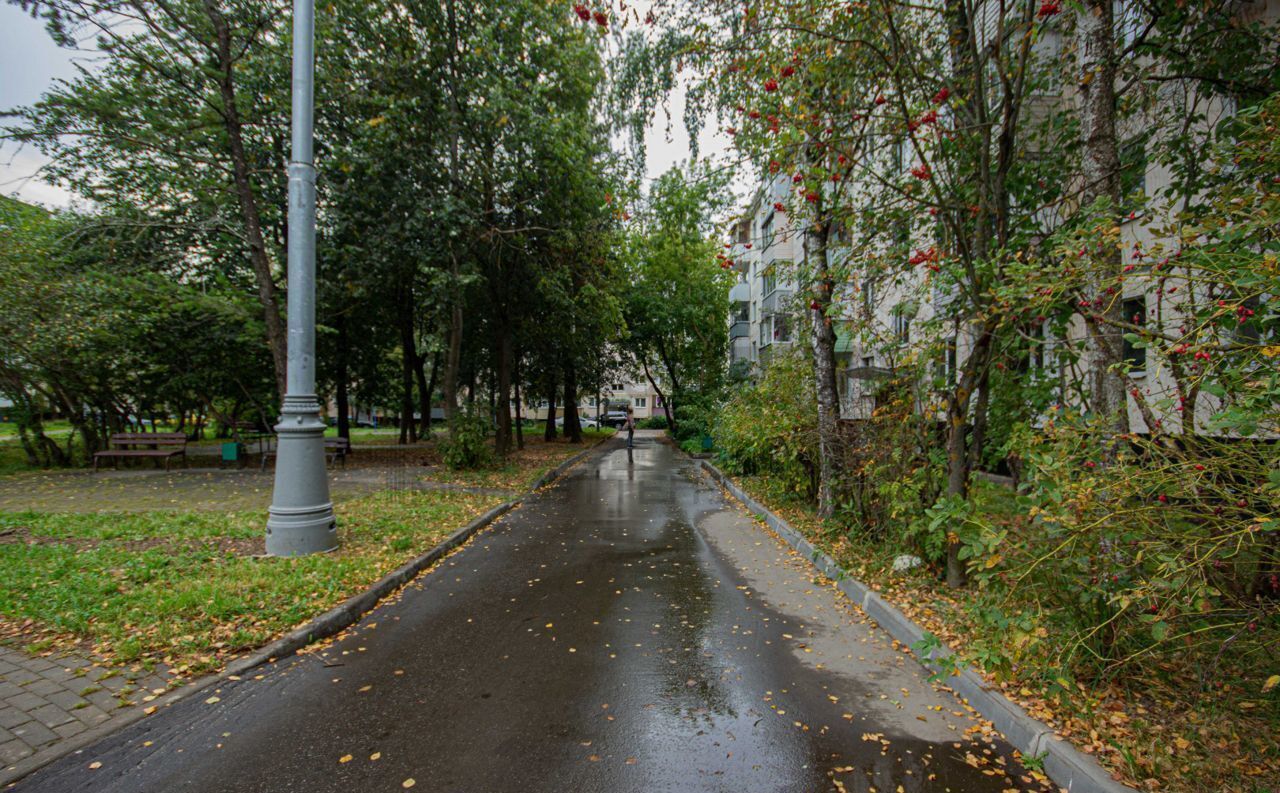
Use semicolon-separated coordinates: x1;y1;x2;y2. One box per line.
937;337;957;386
773;314;791;343
612;383;624;391
762;266;778;297
861;355;874;369
1115;0;1144;49
893;312;911;343
861;279;876;316
762;212;776;249
634;397;646;408
1120;138;1147;204
1122;297;1147;373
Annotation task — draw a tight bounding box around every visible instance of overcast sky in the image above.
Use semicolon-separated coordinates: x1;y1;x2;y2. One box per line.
0;3;740;218
0;4;87;206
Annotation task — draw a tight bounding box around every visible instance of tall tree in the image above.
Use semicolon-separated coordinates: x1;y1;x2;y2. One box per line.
6;0;292;397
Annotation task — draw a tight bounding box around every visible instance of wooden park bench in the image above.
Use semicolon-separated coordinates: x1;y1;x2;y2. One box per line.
93;432;188;471
228;420;271;454
260;437;351;471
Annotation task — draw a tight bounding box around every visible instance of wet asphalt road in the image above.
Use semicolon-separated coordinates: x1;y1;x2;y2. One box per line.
17;434;1050;792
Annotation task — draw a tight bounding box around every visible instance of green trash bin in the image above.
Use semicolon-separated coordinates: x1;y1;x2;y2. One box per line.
701;434;713;451
221;441;244;468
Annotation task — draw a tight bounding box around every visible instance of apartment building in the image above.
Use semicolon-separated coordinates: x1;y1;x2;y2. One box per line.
521;378;666;423
727;174;800;374
727;0;1279;434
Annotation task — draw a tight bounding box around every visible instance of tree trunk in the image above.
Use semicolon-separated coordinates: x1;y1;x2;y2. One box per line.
335;316;351;441
544;384;558;441
805;203;843;520
399;351;416;445
563;360;582;443
654;338;683;403
398;292;419;445
494;328;513;458
642;357;675;430
442;0;465;432
412;347;429;437
420;350;440;437
966;364;991;475
944;326;994;588
514;353;524;451
202;0;287;400
1077;0;1129;437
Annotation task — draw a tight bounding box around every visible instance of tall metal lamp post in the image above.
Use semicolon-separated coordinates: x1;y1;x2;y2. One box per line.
266;0;337;556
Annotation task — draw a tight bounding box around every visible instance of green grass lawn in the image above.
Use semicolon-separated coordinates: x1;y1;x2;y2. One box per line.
0;420;74;440
0;429;601;676
0;490;504;673
422;428;613;491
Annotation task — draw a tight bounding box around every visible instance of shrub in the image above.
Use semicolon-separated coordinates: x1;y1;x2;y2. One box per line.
438;409;492;470
955;98;1280;681
713;348;818;498
672;392;718;444
636;414;668;430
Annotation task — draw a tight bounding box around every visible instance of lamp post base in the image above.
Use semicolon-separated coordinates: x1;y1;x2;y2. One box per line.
266;394;337;556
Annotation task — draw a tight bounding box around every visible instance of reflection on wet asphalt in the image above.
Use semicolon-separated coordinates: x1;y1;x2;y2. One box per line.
17;434;1052;792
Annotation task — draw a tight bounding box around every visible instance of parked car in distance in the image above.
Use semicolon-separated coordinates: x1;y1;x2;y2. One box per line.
555;416;600;430
600;411;629;428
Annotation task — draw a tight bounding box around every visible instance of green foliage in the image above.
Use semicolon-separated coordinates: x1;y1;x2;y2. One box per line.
958;97;1280;682
619;164;734;428
438;409;493;471
635;415;668;430
2;0;626;462
714;348;818;498
0;197;273;467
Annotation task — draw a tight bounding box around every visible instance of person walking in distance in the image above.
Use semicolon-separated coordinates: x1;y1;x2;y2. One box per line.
625;405;635;449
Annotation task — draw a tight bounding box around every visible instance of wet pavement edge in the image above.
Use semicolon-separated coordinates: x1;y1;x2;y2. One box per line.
698;458;1136;793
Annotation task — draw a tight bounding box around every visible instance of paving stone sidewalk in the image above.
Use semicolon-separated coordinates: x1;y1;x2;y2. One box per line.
0;645;170;774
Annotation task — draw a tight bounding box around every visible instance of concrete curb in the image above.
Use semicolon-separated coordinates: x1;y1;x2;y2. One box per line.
0;443;600;787
698;459;1136;793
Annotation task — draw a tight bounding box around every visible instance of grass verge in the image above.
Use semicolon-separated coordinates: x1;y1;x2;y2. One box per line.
422;429;613;491
0;490;505;676
0;434;599;677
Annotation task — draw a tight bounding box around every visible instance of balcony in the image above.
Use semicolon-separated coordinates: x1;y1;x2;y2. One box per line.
758;313;792;349
932;281;958;310
761;288;792;314
729;281;751;303
729;320;750;339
